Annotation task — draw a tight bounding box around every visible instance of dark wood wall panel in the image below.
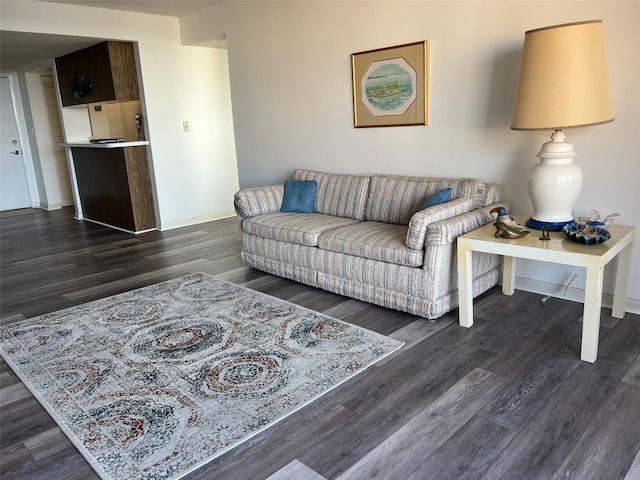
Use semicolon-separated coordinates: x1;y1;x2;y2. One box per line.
72;146;156;232
55;41;138;107
72;148;135;231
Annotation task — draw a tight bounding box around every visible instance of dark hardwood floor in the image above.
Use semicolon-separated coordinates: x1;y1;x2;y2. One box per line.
1;208;639;480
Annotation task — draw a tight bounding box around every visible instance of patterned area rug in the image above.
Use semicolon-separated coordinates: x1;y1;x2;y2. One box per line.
0;273;402;480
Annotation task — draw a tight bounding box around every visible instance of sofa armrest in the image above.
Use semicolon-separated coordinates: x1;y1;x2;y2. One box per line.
424;202;509;246
234;185;285;219
406;198;474;249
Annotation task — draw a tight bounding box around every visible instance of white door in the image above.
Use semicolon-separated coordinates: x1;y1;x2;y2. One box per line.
1;76;32;211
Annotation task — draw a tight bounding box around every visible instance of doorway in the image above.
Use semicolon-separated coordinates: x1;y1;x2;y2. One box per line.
0;76;32;211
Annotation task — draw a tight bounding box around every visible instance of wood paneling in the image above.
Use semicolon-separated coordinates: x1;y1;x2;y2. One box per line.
55;41;139;107
72;146;155;232
107;41;140;103
72;147;135;230
125;146;156;231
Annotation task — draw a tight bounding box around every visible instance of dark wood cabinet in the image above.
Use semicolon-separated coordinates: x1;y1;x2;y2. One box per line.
72;146;156;232
55;41;139;107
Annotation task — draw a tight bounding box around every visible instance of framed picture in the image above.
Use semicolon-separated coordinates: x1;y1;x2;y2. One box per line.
351;40;429;128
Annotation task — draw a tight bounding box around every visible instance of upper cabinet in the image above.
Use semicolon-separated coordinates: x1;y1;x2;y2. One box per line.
55;41;139;107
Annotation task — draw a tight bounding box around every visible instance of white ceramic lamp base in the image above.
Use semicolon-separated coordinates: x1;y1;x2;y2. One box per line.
526;130;583;231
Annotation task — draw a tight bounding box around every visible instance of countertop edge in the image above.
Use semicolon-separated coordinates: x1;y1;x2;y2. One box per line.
57;141;150;148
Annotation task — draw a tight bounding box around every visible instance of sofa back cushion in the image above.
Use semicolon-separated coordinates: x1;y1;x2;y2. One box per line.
293;169;370;220
482;182;502;206
365;174;485;225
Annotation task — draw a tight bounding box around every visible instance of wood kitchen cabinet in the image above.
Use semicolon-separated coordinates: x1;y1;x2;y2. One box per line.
55;41;139;107
71;144;156;233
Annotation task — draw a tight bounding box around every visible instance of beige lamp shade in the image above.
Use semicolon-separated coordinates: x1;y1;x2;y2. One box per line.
511;20;614;130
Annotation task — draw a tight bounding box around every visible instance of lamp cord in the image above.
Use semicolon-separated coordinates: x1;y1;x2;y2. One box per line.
541;272;579;303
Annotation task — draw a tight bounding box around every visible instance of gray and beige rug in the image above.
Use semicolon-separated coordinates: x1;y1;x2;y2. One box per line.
0;273;402;480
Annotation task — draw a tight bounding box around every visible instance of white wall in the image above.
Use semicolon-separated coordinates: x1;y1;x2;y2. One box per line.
1;0;239;229
181;1;640;309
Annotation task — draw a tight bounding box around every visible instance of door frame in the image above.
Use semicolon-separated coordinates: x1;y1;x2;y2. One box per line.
1;72;39;209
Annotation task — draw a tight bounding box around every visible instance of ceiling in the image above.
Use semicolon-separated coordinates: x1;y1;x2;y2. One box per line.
0;31;104;72
0;1;220;72
38;0;220;18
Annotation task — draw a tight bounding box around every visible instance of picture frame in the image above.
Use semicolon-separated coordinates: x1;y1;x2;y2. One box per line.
351;40;429;128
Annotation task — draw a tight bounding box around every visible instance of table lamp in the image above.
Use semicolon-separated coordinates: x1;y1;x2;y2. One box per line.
511;20;614;230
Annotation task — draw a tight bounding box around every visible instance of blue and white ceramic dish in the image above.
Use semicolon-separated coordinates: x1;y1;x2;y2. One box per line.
563;221;611;244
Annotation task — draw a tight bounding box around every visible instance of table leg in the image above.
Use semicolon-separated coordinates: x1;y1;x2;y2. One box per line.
612;240;634;319
502;255;515;296
581;266;604;363
457;242;474;327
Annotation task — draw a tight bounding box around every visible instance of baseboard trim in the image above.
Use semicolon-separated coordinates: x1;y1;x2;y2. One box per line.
513;276;640;316
40;203;62;211
80;217;156;235
159;211;236;231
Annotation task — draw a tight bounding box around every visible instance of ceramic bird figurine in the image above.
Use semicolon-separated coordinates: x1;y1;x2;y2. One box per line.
490;206;530;239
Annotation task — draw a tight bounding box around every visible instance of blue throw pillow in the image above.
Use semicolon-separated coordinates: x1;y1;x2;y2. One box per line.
280;180;318;213
419;187;452;210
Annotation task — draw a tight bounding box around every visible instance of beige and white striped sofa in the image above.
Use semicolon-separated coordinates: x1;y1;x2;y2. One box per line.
234;169;504;320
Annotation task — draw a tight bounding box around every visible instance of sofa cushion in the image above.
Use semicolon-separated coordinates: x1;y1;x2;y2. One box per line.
242;213;359;247
365;174;485;224
482;183;502;206
318;221;424;267
293;169;370;220
280;180;317;213
418;187;452;210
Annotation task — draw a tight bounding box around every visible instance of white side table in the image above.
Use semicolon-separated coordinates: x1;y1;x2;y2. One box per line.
457;217;636;363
